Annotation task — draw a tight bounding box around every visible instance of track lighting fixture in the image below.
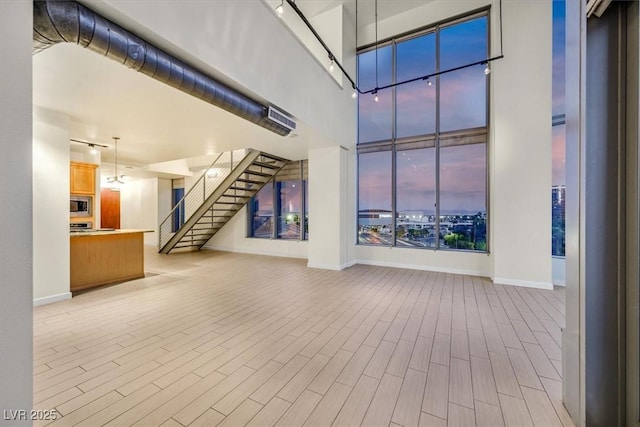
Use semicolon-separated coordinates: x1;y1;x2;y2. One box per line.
282;0;503;99
70;138;108;152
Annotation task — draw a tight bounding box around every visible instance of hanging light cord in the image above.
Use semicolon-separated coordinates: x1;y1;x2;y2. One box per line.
374;0;378;93
283;0;505;96
114;138;118;177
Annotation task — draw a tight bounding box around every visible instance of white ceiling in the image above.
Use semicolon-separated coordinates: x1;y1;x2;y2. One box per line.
296;0;433;30
32;0;430;170
33;44;311;167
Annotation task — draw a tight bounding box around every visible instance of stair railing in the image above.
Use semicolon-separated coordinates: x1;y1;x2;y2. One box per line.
158;149;249;249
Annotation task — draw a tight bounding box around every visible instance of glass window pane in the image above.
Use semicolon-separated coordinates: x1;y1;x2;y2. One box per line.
359;88;393;143
358;45;393;143
251;184;273;238
440;16;487;70
439;143;487;251
552;0;566;116
358;151;392;245
277;180;302;239
357;45;393;89
439;68;486;132
396;33;436;138
397;81;436;138
396;148;436;248
396;33;436;82
552;124;566;256
439;16;487;132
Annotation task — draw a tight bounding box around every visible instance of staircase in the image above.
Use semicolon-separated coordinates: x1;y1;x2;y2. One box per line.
158;149;288;254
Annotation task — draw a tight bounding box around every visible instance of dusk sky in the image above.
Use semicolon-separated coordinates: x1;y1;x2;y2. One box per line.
552;0;566;187
358;5;566;213
358;15;488;213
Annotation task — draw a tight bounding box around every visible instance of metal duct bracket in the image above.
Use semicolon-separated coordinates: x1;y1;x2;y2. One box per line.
32;0;292;137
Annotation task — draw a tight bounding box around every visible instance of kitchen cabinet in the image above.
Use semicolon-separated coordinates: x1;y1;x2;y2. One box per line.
70;161;97;195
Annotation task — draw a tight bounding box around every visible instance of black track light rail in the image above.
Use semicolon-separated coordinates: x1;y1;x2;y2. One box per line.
284;0;505;97
367;55;504;95
285;0;359;92
70;138;109;148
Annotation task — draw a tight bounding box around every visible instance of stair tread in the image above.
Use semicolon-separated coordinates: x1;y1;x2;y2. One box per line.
242;170;273;177
235;178;266;185
251;161;281;169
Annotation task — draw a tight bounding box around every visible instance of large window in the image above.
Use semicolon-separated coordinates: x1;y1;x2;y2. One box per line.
357;13;489;252
552;0;566;257
249;160;308;240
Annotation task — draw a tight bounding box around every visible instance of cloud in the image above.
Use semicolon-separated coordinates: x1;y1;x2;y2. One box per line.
552;125;566;185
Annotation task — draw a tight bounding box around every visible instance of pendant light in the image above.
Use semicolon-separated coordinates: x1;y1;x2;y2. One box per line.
275;0;284;17
106;136;125;190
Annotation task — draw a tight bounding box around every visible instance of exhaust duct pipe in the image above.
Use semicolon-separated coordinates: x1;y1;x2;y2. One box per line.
32;0;292;136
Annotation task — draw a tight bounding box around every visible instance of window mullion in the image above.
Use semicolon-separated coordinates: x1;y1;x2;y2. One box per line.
272;179;278;240
392;41;397;248
435;24;441;249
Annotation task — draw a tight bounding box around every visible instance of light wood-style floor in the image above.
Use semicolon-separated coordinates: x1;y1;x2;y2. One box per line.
33;248;575;427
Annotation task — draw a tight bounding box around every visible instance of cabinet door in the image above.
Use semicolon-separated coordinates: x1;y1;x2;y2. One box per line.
70;163;96;194
100;188;120;229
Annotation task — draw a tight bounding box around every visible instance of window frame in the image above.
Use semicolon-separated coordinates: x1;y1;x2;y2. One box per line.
247;160;308;241
356;9;491;253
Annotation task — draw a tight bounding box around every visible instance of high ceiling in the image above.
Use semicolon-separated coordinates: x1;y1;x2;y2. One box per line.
32;0;431;171
296;0;433;29
33;44;310;167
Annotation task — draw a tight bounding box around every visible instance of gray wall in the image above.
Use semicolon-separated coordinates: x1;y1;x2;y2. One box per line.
626;2;640;425
0;1;34;425
582;2;639;426
564;2;640;425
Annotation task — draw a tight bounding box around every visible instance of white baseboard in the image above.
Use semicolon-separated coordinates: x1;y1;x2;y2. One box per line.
552;279;566;287
355;259;488;278
493;277;554;290
34;292;72;307
307;260;357;271
202;244;307;260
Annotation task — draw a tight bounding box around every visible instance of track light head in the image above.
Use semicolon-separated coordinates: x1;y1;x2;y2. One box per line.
275;1;284;17
484;63;491;75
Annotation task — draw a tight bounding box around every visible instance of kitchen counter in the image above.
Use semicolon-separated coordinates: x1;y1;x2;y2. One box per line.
70;228;153;237
70;229;153;291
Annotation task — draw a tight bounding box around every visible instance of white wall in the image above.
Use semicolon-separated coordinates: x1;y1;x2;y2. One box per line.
120;177;159;245
158;177;172;233
204;206;308;259
265;1;345;86
308;146;351;269
33;108;72;304
491;0;552;288
0;0;33;422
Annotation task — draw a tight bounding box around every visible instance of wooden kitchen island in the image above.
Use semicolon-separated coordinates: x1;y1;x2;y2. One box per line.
70;229;152;292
